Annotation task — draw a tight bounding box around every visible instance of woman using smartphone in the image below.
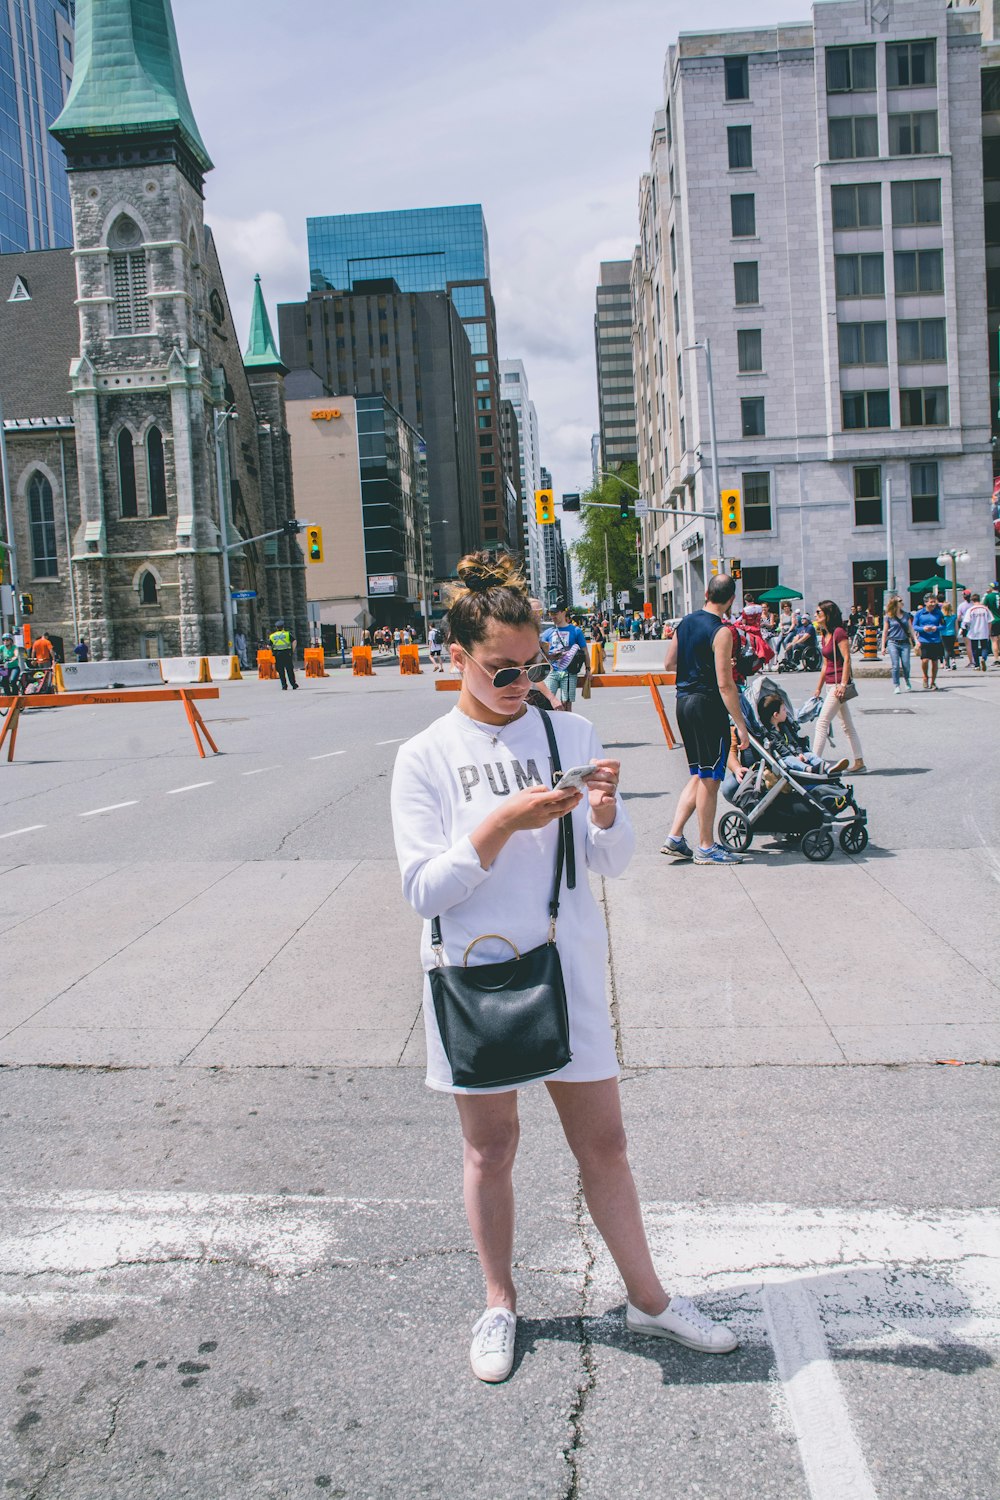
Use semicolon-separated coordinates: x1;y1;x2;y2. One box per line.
390;551;739;1383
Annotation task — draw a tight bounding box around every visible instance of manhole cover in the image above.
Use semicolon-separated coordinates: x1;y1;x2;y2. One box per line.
861;708;914;715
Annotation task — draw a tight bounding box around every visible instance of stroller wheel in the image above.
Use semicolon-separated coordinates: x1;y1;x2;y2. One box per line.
839;821;869;855
719;811;751;852
801;827;835;862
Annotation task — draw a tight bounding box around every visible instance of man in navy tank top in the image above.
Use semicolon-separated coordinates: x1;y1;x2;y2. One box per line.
661;575;751;864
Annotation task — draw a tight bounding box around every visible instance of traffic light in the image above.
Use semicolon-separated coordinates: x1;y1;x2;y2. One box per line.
710;559;719;577
283;518;303;538
432;587;442;606
619;496;630;521
306;526;324;563
721;489;742;535
562;492;581;512
535;489;555;525
730;558;742;580
19;592;33;616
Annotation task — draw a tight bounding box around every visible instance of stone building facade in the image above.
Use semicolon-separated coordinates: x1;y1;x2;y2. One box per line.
0;0;305;659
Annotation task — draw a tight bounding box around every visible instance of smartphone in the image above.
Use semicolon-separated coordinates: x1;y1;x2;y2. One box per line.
555;764;600;793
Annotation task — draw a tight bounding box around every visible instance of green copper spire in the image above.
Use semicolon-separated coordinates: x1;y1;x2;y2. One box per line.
244;275;286;372
51;0;213;174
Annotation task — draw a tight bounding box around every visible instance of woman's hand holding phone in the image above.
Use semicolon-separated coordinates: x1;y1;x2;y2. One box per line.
586;759;620;829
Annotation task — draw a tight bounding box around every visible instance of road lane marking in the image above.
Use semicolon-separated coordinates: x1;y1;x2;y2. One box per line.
241;766;281;776
763;1281;879;1500
375;737;406;746
79;801;139;818
0;825;46;840
309;751;345;760
165;781;214;796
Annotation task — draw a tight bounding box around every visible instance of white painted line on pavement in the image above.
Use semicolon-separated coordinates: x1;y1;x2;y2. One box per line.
310;751;345;760
762;1281;879;1500
0;824;46;840
241;766;281;776
165;781;214;796
79;801;139;818
624;693;647;700
376;737;406;746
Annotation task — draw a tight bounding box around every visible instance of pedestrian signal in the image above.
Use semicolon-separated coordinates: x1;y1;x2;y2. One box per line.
535;489;555;525
306;526;324;563
710;559;719;577
19;592;33;616
730;558;742;580
721;490;742;535
562;493;581;512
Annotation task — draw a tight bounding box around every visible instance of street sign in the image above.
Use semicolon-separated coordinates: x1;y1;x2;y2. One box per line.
635;498;649;516
561;493;581;512
230;590;257;599
617;590;630;608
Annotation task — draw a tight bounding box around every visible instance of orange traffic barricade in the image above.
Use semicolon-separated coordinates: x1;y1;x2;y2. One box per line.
303;647;327;678
399;644;422;675
0;686;222;764
434;672;676;748
352;646;374;676
257;649;277;680
589;641;605;675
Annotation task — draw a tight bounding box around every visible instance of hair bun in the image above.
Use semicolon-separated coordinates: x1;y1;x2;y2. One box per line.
456;552;521;594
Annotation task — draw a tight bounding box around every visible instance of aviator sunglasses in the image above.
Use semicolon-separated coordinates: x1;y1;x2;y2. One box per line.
464;652;550;689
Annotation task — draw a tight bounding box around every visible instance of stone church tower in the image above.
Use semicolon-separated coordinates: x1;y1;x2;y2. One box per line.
41;0;304;657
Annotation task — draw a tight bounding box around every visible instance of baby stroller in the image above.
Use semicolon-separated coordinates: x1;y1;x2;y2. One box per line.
719;677;868;861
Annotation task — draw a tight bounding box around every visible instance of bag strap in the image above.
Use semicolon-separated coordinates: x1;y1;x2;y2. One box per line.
430;707;576;953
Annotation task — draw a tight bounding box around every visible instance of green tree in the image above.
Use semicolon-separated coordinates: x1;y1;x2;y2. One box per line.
569;464;642;609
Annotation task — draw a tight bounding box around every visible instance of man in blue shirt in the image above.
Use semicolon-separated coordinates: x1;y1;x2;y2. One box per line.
912;593;944;691
540;602;589;712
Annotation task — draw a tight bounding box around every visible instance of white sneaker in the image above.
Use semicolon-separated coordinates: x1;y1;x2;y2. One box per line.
469;1307;516;1382
626;1295;739;1353
893;685;901;694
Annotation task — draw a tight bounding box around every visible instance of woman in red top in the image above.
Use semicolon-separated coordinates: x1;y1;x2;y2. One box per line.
810;600;865;773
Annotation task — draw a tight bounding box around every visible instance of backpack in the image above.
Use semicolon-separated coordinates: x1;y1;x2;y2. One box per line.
725;621;765;683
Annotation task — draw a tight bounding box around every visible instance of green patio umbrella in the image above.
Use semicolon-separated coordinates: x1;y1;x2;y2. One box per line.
908;575;964;594
756;585;804;602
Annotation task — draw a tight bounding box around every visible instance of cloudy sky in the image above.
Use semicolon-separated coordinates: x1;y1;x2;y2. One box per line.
174;0;808;502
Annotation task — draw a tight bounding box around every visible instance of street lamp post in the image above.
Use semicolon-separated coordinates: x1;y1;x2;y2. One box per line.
686;339;722;565
214;407;238;654
0;390;22;634
936;548;969;616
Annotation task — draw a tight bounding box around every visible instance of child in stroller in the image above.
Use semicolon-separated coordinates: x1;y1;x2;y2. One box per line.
756;690;849;780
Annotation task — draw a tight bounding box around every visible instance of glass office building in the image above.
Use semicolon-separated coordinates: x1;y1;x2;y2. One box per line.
308;205;489;295
0;0;75;253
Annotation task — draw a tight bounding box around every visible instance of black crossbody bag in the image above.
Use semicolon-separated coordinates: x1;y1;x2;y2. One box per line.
429;711;575;1090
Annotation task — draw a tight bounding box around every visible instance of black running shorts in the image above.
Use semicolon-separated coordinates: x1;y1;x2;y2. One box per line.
676;694;730;780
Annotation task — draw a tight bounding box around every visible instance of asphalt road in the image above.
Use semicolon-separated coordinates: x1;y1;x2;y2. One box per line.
1;661;998;1498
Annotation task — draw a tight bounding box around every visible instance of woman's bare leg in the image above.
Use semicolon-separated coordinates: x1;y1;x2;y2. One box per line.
454;1091;521;1310
547;1078;668;1315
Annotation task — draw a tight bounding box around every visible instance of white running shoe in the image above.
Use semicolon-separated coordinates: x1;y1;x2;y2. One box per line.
626;1295;739;1353
470;1307;516;1382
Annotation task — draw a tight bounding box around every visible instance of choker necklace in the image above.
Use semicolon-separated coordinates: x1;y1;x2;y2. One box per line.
457;704;527;749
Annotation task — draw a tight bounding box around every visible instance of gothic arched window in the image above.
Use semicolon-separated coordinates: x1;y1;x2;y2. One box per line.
139;571;158;606
118;428;138;517
147;426;167;516
27;471;57;577
108;214;151;334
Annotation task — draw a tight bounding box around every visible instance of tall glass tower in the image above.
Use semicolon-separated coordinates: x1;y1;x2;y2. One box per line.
0;0;75;253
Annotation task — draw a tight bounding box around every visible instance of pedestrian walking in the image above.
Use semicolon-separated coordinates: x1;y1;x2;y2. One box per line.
880;596;915;693
939;601;957;669
956;590;975;668
913;594;945;690
390;549;738;1385
960;594;993;670
268;619;298;691
984;581;1000;665
234;629;249;669
540;601;589;712
812;600;865;773
73;638;89;663
427;623;445;673
661;575;751;864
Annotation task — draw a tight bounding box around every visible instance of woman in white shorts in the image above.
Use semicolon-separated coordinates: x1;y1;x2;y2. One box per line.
390;550;738;1382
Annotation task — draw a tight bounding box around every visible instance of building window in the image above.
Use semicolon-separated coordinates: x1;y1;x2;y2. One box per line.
831;183;881;229
478;434;493;448
834;252;885;297
853;559;889;602
894;249;943;295
897;318;946;363
741;397;765;437
733;261;759;305
889;112;938;157
725;56;749;100
484;527;499;541
451;285;486;318
27;471;57;577
984;68;1000;111
853;466;882;526
829;116;878;161
464;322;488;355
139;571;158;606
887;40;936;89
742;471;772;531
146;427;167;516
475;378;490;392
676;352;683;397
890;178;941;225
476;396;491;411
480;451;494;467
737;329;762;372
111;251;151;334
826;45;876;93
910;461;939;523
475;359;489;373
728;125;753;169
837;321;888;366
118;429;138;517
842;390;890;429
742;565;779;593
669;227;677;271
477;416;491;430
480;470;496;484
730;194;756;237
900;386;948;426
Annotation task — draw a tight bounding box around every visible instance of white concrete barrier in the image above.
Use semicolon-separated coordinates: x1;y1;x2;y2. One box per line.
611;639;670;674
206;655;242;682
160;656;209;684
58;659;164;691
